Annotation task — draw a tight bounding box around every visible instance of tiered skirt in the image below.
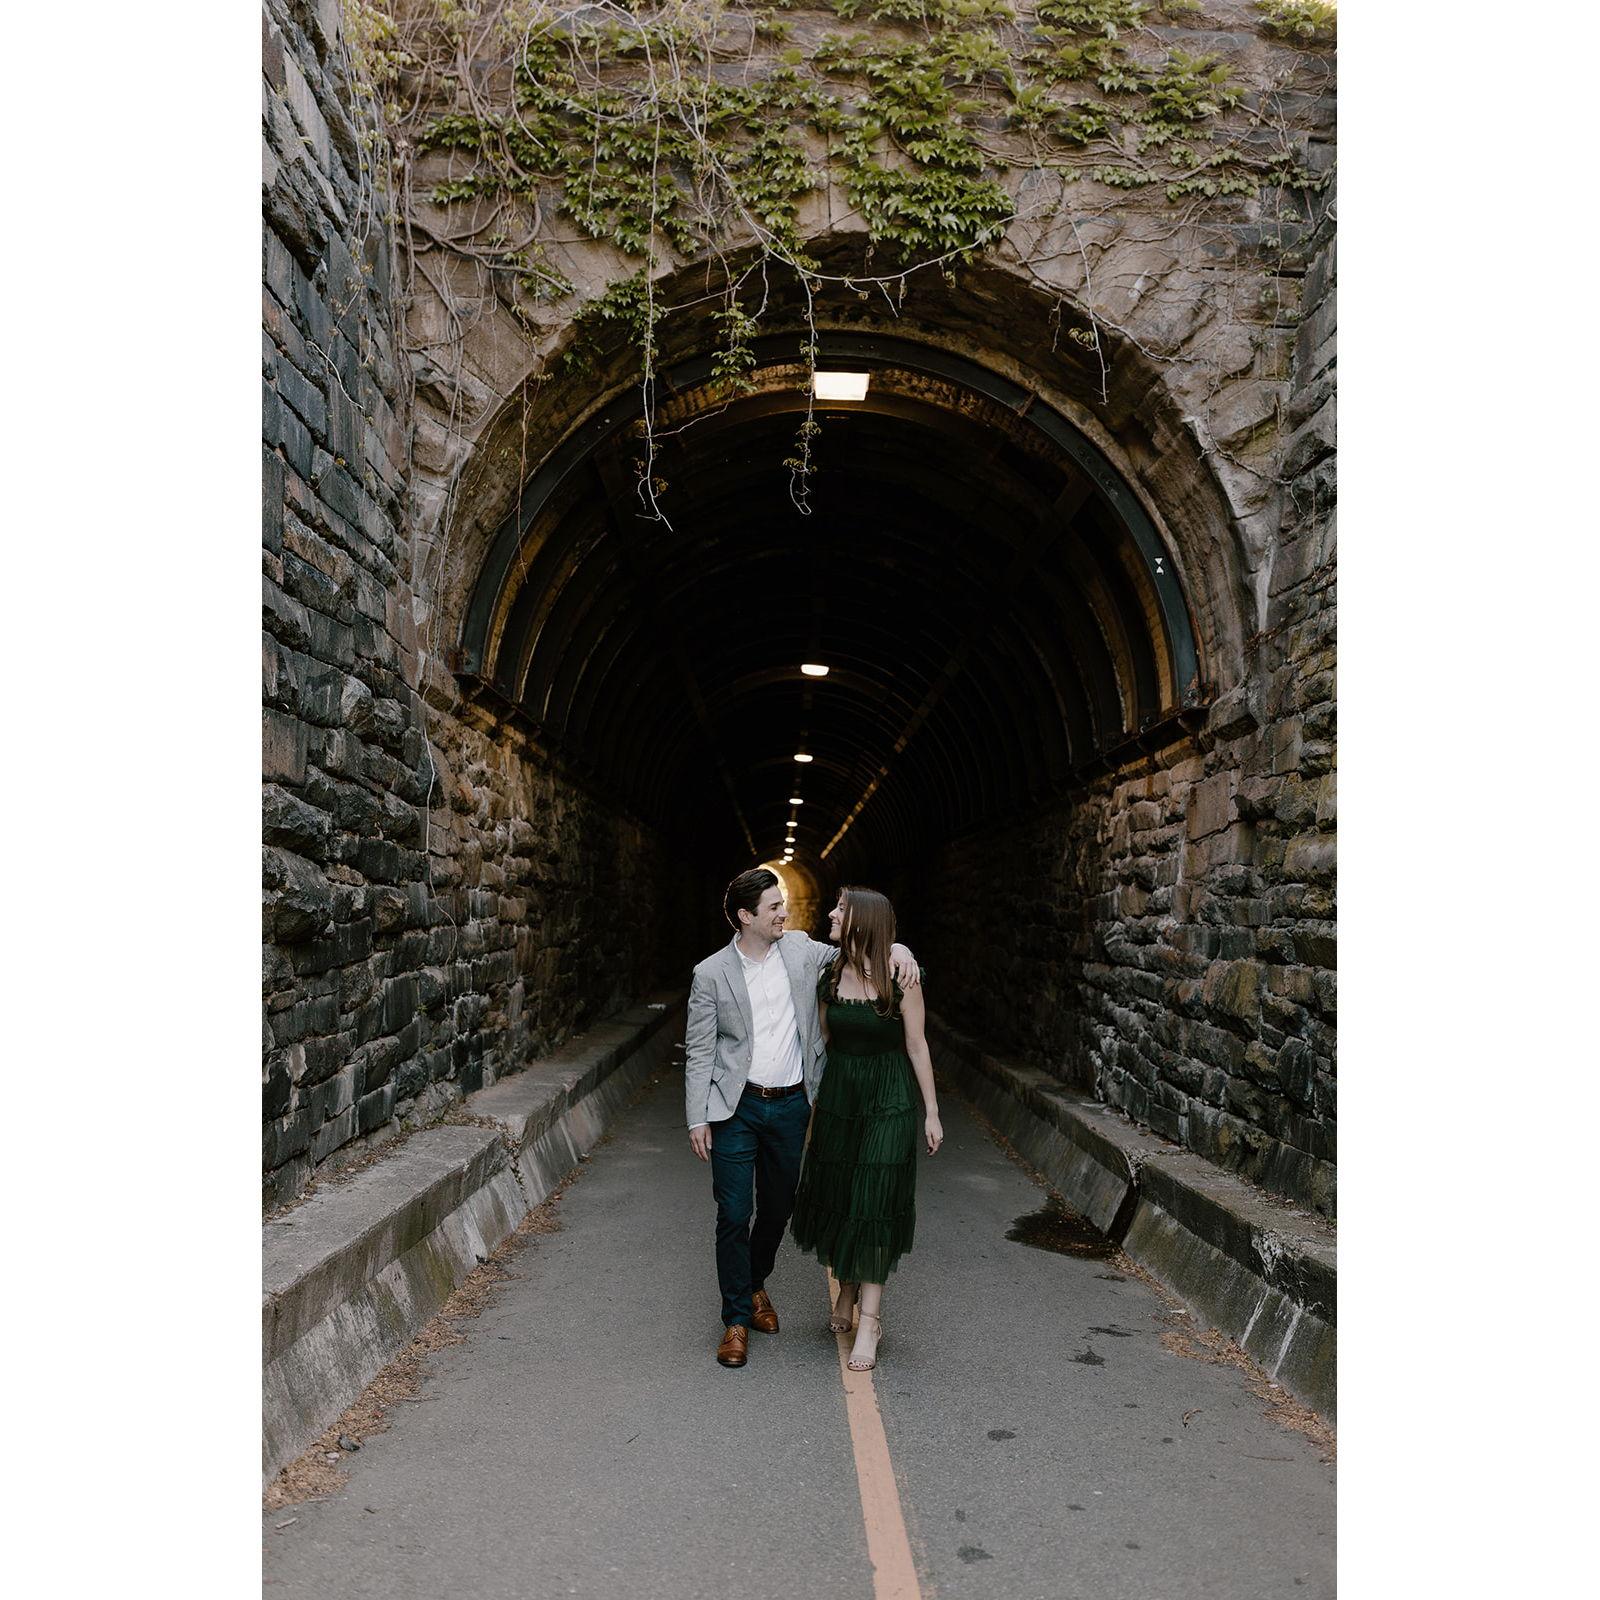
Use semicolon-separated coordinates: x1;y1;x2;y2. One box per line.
790;1048;918;1283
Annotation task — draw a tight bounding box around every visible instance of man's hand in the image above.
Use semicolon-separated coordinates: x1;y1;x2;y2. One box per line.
689;1124;713;1161
889;943;921;990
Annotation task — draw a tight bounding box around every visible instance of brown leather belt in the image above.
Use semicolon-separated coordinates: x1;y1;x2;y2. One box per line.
745;1081;805;1100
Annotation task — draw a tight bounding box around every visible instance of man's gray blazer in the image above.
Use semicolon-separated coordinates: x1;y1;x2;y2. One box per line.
684;932;838;1127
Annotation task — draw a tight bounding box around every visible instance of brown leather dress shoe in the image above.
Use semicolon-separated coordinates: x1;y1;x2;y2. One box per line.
750;1288;780;1335
717;1324;749;1367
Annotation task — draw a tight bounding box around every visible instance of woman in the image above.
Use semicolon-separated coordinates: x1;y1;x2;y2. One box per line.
789;886;943;1372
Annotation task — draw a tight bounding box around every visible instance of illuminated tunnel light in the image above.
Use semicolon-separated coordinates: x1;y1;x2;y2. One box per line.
793;752;814;763
812;372;870;402
800;663;830;677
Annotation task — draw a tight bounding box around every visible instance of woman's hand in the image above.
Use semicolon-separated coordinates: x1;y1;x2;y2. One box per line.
924;1112;944;1156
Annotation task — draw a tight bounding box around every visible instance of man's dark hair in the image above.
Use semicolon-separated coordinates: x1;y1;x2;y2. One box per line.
724;867;780;930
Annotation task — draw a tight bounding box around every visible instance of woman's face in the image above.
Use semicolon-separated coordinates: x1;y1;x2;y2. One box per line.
827;895;846;943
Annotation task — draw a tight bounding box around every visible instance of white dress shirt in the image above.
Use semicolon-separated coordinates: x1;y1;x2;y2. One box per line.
737;939;804;1089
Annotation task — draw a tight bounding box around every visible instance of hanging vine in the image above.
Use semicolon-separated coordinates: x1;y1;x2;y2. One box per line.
342;0;1334;527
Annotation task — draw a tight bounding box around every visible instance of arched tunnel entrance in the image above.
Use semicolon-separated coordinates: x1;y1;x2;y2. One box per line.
451;332;1210;946
264;212;1332;1225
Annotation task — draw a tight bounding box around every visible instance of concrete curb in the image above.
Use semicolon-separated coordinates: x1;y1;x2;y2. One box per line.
466;994;684;1201
927;1015;1336;1420
262;989;686;1483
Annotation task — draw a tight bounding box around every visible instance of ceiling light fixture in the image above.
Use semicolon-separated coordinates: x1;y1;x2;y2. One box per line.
813;372;870;402
800;663;830;678
789;796;804;806
793;752;813;763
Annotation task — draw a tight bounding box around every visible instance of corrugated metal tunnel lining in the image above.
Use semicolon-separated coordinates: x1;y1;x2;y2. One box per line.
456;334;1206;879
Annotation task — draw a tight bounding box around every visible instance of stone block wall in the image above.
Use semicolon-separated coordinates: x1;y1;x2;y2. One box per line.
904;221;1335;1219
262;0;701;1208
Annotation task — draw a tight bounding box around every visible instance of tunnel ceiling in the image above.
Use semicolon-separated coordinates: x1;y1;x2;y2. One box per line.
456;334;1206;878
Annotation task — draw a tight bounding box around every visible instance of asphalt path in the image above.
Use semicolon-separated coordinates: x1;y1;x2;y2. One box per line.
263;1068;1334;1599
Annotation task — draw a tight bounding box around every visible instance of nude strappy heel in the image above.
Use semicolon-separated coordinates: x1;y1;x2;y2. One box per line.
846;1309;883;1371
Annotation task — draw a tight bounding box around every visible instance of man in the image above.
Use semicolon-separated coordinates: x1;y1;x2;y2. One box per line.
685;868;919;1368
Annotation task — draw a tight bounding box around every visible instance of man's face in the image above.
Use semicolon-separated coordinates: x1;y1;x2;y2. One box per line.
743;884;788;943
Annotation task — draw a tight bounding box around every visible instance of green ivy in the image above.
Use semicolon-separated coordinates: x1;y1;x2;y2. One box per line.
710;293;761;397
560;273;654;373
1254;1;1337;43
1035;0;1147;35
842;144;1013;256
829;0;1017;22
394;0;1328;380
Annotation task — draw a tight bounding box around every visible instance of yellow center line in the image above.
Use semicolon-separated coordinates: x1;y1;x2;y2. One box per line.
824;1269;923;1600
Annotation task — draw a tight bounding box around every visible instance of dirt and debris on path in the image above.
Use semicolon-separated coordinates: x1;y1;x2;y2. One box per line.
263;1068;669;1510
264;1172;573;1511
954;1078;1335;1464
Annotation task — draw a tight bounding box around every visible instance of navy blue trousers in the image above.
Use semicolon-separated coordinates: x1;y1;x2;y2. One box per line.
709;1088;810;1327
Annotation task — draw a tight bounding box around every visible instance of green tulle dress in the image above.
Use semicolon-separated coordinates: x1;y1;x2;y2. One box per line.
790;971;921;1284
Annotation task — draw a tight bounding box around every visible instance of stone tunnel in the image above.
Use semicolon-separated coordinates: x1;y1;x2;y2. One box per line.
263;0;1335;1230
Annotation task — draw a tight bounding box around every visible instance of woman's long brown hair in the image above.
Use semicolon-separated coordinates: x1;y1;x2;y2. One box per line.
827;885;900;1018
